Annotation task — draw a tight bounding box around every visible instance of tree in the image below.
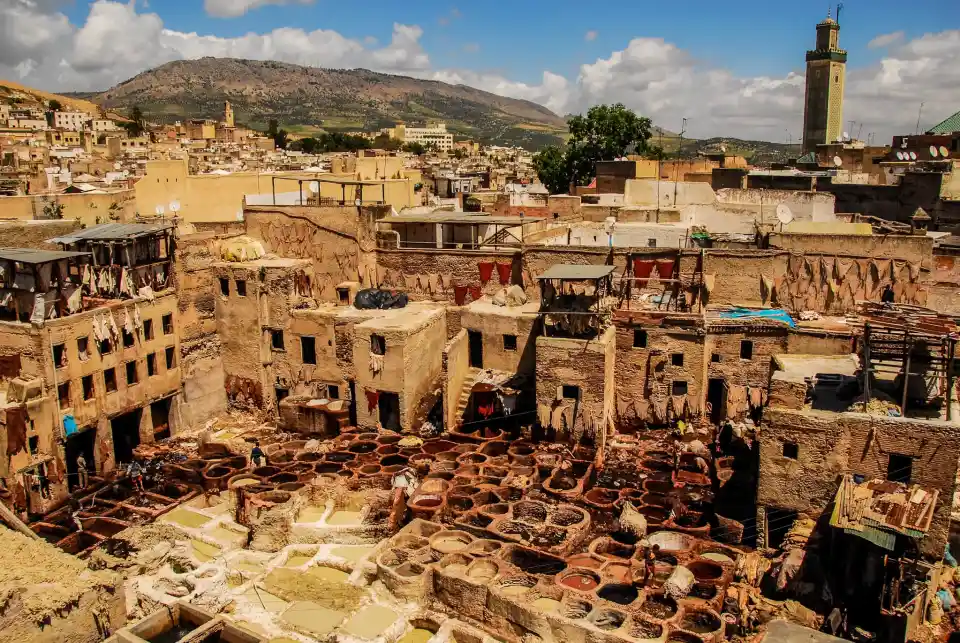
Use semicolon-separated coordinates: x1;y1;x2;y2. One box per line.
533;103;653;194
122;106;146;137
403;142;425;156
372;134;403;151
297;137;321;154
48;99;62;112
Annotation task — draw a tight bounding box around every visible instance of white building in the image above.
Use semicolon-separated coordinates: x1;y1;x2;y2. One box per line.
90;119;119;132
387;122;454;152
53;111;92;131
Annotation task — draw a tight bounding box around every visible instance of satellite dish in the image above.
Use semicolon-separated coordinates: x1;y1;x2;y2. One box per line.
354;198;362;207
113;162;121;170
930;146;939;158
909;151;917;161
776;204;794;225
941;146;951;158
155;205;165;216
833;156;843;167
309;181;319;192
169;201;180;213
895;151;904;161
842;131;849;141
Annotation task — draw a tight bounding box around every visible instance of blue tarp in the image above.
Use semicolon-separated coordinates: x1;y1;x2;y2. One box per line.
63;414;78;436
718;307;796;328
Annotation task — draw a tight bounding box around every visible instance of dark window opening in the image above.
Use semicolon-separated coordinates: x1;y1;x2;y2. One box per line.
672;380;689;395
162;313;173;334
53;343;66;367
165;346;176;369
147;353;157;376
371;334;386;356
647;238;657;247
378;392;401;431
270;329;284;350
151;398;172;440
99;338;113;354
77;336;89;358
783;442;799;459
125;361;138;385
301;336;317;364
104;368;117;393
765;508;797;549
143;319;154;341
671;353;684;367
58;381;70;406
328;384;340;399
740;340;753;360
122;328;135;348
82;375;94;400
887;453;913;483
711;353;721;363
503;334;517;351
468;330;482;368
633;329;647;348
28;435;39;455
219;277;229;296
337;287;349;304
275;387;289;414
236;279;247;297
562;385;580;400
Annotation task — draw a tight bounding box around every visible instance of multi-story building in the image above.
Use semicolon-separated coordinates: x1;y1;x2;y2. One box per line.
802;12;846;152
385;122;454;152
53;111;92;132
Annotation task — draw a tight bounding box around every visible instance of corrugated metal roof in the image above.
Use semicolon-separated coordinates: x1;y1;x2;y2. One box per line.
382;214;543;225
0;247;90;264
830;474;938;550
537;264;616;280
927;109;960;135
47;222;174;244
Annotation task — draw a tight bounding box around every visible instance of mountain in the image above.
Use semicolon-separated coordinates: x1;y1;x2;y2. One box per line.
1;79;102;115
78;58;569;150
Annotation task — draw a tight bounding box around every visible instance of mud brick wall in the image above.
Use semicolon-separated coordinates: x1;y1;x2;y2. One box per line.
613;321;707;409
274;310;344;399
0;220;80;249
702;250;787;307
705;328;789;390
769;232;933;270
375;249;520;303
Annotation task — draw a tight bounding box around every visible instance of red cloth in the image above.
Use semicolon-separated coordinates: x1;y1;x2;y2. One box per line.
656;260;675;279
469;286;482;302
633;260;655;286
496;262;512;285
5;405;26;456
365;389;380;413
453;285;468;306
478;402;495;419
478;262;495;284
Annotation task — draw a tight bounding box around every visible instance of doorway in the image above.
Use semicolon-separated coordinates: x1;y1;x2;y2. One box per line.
378;392;401;431
468;330;483;368
65;427;96;491
765;507;798;549
150;398;172;440
348;380;358;426
707;378;727;424
111;408;142;465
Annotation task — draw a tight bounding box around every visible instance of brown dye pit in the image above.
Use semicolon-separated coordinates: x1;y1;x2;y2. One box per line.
630;619;665;640
559;569;600;592
497;575;536;596
530;526;566;548
562;599;593;619
590;609;626;631
640;594;678;619
597;583;639;605
687;561;724;580
680;611;721;634
690;583;719;600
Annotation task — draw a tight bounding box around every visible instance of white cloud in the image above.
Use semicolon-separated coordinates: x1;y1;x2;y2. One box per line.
868;31;903;49
4;1;960;142
584;30;598;42
204;0;315;19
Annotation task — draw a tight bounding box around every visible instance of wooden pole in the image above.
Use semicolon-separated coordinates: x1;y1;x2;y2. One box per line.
947;338;955;421
901;340;911;416
0;498;40;540
863;323;872;411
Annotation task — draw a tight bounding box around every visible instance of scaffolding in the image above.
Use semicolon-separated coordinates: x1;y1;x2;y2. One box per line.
620;249;707;313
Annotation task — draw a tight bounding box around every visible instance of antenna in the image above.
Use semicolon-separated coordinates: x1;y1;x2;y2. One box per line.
915;102;925;135
169;201;180;214
836;2;843;24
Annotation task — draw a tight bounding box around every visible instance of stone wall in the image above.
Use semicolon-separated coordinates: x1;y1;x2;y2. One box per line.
0;219;80;249
768;232;933;270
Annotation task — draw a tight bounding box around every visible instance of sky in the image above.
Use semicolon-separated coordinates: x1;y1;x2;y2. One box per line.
3;0;960;141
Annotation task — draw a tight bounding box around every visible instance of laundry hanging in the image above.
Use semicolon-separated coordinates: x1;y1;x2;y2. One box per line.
453;285;468;306
468;285;482;302
478;262;495;284
365;389;380;412
655;260;675;279
496;263;512;285
634;260;655;285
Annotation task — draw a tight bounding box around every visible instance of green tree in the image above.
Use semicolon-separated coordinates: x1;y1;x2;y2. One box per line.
48;99;62;112
122;106;146;137
372;134;403;151
297;137;321;154
533;103;653;194
403;142;425;156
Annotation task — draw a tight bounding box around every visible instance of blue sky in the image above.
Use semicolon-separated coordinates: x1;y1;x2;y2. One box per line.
5;0;960;139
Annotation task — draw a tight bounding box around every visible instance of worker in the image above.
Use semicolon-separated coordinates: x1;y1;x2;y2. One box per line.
69;498;83;532
642;544;660;586
881;284;895;305
127;460;145;493
76;453;89;489
250;441;265;468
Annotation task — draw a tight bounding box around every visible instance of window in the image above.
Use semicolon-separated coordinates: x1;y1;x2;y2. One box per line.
104;368;117;393
633;329;647;348
162;313;173;334
782;442;799;459
99;338;113;355
503;334;518;351
147;353;157;376
271;329;285;350
236;279;247;297
562;385;580;400
647;238;657;247
711;353;721;363
82;375;94;400
57;381;70;405
53;343;66;367
219;277;229;296
672;380;689;395
165;346;176;369
122;328;135;348
126;361;138;385
77;336;89;358
371;334;386;356
301;336;317;364
740;340;754;360
887;453;913;483
671;353;684;367
328;384;340;399
337;287;349;304
143;319;154;341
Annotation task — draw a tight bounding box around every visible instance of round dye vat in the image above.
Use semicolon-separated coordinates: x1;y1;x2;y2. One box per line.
680;610;721;634
640;593;678;620
430;530;472;554
597;583;638;605
630;618;665;641
558;569;600;592
497;575;536;597
589;609;626;631
562;599;592;619
532;597;561;614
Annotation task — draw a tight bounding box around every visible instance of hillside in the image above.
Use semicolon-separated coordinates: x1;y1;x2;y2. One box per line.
79;58;568;150
0;79;102;115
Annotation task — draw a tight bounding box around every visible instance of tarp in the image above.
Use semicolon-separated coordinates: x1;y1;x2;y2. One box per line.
718;307;796;327
354;288;408;310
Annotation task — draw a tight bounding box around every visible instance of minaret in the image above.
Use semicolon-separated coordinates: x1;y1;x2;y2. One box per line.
801;9;846;153
224;101;235;128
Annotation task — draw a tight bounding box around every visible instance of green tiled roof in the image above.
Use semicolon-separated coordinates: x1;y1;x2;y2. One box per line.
797;152;817;164
927;109;960;134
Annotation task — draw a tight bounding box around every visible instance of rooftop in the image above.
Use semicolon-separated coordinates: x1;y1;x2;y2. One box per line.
772;354;859;384
48;222;175;244
926;108;960;135
0;247;90;264
830;474;938;550
381;213;543;225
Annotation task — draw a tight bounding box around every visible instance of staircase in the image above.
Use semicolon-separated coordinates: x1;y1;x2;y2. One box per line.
453;367;483;426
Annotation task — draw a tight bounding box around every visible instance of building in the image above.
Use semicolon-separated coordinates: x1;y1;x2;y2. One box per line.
224;101;235;128
52;112;92;132
186;120;217;142
385;122;454;152
46;130;82;148
802;12;846;153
